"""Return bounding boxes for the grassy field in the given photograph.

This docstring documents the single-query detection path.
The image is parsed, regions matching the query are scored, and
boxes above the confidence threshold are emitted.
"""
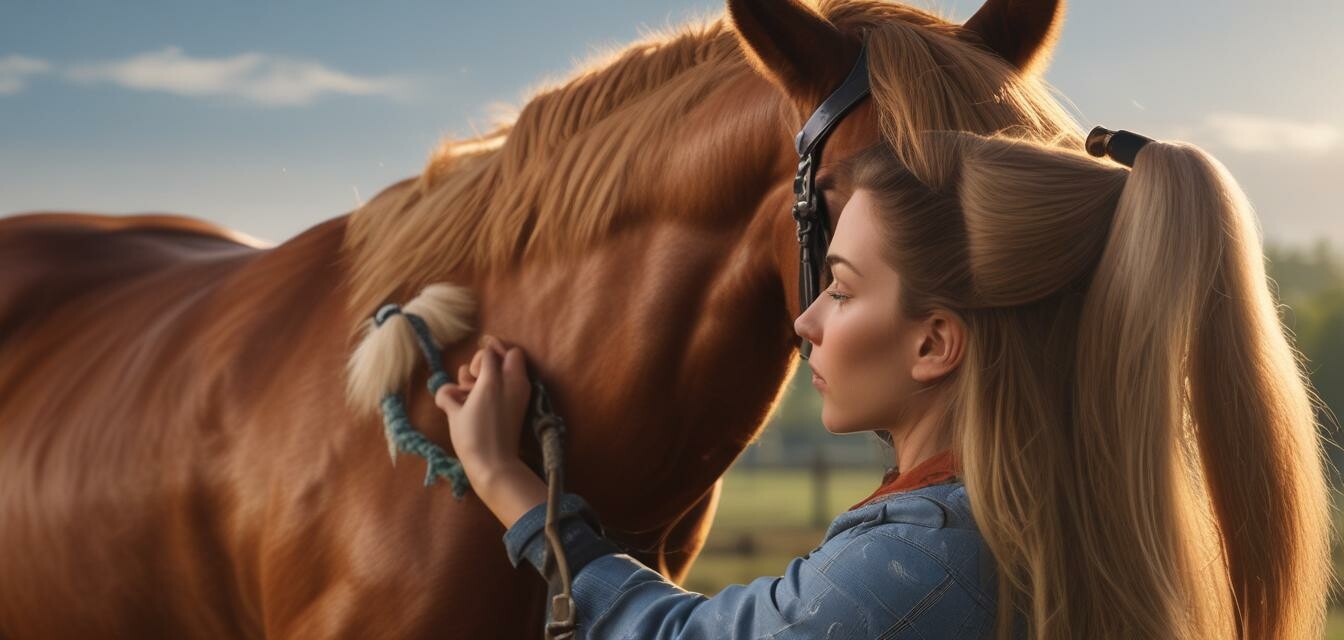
[681,466,882,595]
[683,466,1344,637]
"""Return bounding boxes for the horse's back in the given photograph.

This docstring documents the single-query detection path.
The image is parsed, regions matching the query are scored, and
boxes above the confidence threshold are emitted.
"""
[0,211,268,637]
[0,211,267,338]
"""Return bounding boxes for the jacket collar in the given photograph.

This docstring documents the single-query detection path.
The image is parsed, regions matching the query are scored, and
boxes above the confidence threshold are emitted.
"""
[848,448,961,511]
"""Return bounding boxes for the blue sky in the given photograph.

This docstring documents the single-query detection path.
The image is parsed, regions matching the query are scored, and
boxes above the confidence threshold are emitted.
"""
[2,0,1340,248]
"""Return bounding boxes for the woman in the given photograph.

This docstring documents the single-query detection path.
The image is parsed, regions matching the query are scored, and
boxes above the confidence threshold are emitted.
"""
[435,130,1331,639]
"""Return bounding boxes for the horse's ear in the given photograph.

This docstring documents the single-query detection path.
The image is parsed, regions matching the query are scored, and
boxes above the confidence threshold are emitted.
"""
[726,0,858,108]
[961,0,1065,75]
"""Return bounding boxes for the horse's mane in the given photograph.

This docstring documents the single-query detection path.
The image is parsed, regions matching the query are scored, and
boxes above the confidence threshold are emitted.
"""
[340,11,748,322]
[338,0,1081,328]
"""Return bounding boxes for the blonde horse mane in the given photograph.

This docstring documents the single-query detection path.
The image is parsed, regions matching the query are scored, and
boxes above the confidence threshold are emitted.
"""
[344,283,477,417]
[340,13,745,322]
[340,11,748,416]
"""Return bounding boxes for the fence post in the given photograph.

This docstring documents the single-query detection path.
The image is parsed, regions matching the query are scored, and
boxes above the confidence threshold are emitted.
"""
[811,447,829,528]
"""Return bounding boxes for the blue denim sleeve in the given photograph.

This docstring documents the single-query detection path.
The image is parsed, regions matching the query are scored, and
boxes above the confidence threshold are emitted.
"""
[503,492,991,639]
[501,492,622,574]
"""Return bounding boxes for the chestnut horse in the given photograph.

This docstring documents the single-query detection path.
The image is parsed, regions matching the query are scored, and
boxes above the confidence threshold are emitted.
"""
[0,0,1077,636]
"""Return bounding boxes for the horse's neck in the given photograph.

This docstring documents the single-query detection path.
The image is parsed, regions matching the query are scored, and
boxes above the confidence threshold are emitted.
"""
[480,79,801,536]
[333,71,800,540]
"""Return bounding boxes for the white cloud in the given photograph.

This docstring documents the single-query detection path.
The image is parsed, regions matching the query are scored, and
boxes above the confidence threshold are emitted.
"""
[65,46,407,106]
[1199,112,1339,154]
[0,55,51,95]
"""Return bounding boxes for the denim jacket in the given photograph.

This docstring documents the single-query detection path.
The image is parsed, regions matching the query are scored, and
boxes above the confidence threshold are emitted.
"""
[502,480,1025,639]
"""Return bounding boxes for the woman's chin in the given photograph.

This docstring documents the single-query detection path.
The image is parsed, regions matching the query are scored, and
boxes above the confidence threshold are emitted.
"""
[820,412,854,435]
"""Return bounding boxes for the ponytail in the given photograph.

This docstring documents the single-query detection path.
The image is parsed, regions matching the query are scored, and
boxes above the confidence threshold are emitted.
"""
[1073,141,1332,638]
[843,131,1332,639]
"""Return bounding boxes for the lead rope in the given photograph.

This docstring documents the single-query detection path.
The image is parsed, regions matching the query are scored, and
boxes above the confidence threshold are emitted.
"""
[372,303,470,494]
[370,303,577,640]
[532,388,577,640]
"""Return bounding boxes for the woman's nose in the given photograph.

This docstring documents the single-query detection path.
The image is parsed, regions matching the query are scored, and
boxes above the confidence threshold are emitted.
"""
[794,302,820,346]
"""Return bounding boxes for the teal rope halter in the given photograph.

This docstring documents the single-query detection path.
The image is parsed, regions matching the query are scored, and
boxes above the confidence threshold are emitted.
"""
[368,301,577,638]
[373,302,470,498]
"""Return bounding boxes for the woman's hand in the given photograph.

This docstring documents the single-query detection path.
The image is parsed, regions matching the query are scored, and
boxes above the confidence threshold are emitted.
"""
[435,334,548,528]
[434,335,533,478]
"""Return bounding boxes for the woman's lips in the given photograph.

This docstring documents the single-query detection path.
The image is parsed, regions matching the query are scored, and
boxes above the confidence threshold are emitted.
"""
[810,368,826,390]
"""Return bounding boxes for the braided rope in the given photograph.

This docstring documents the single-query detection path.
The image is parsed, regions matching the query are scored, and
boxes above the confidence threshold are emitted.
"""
[372,303,470,498]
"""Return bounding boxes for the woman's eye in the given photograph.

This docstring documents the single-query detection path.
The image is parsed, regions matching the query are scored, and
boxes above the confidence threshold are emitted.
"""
[819,266,847,304]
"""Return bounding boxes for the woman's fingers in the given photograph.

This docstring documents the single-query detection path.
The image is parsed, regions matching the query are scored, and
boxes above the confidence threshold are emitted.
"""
[501,347,529,395]
[500,346,520,379]
[456,336,525,398]
[470,335,513,379]
[475,346,501,391]
[501,347,523,376]
[480,337,508,372]
[469,348,485,379]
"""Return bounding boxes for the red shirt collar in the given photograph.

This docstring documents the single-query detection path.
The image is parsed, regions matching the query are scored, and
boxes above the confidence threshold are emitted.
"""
[848,448,960,511]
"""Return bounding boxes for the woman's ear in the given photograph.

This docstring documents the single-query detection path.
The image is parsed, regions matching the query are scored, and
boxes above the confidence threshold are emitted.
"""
[725,0,862,110]
[910,311,966,384]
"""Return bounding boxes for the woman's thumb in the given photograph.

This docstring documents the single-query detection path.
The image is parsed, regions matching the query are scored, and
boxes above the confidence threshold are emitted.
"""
[435,383,462,415]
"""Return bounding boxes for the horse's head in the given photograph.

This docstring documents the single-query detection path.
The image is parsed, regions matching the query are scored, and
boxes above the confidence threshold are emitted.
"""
[725,0,1076,330]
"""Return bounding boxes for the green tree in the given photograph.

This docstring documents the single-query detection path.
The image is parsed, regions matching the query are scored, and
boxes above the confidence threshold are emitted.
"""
[1266,239,1344,486]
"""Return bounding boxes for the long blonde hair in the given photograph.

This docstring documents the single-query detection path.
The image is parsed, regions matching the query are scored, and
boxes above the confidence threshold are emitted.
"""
[839,131,1333,639]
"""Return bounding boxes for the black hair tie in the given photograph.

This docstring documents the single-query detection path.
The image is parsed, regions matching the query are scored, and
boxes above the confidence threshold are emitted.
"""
[1085,126,1154,168]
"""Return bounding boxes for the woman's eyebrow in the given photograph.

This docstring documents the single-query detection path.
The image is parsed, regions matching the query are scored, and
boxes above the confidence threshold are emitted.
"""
[824,254,862,277]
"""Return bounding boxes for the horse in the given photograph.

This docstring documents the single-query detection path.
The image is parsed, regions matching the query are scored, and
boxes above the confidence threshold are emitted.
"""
[0,0,1078,636]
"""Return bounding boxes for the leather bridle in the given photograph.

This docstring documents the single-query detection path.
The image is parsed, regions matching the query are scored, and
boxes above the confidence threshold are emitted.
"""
[792,40,872,360]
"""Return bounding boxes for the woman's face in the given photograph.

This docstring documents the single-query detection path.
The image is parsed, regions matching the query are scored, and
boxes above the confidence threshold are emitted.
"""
[793,189,960,436]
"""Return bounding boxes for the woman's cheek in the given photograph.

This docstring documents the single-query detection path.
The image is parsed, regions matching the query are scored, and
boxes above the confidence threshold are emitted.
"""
[843,309,899,424]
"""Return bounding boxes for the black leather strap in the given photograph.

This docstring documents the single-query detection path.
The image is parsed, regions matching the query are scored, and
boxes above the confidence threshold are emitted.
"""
[792,40,871,360]
[794,44,871,157]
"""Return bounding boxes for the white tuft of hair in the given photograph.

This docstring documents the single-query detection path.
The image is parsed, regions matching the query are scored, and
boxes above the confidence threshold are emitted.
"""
[344,283,478,416]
